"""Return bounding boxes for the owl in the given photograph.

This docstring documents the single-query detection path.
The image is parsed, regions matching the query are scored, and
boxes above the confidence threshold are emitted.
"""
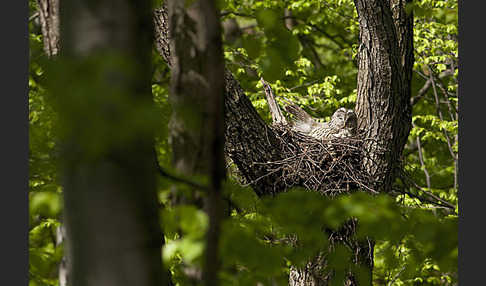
[285,104,357,140]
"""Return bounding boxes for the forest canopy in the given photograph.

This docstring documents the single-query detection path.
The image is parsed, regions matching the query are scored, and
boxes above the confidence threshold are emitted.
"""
[29,0,458,285]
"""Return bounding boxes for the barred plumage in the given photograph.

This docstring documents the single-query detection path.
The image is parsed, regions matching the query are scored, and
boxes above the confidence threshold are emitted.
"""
[285,104,357,140]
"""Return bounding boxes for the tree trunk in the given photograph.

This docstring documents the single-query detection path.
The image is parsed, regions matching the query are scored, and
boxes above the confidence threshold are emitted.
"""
[36,0,60,57]
[165,0,226,285]
[36,1,64,284]
[56,1,167,286]
[55,224,69,286]
[354,0,414,193]
[288,0,414,284]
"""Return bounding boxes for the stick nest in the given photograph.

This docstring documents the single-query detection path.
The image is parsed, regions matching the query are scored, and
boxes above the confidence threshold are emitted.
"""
[265,124,376,196]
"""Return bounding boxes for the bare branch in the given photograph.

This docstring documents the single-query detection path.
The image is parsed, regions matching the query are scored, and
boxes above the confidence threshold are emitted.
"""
[412,122,431,189]
[428,66,457,162]
[260,78,288,125]
[397,170,456,211]
[29,12,39,22]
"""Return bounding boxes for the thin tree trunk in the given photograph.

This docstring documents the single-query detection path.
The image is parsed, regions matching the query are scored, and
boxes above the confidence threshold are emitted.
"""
[166,0,226,285]
[55,224,69,286]
[198,1,226,284]
[36,1,64,284]
[36,0,60,57]
[56,1,166,286]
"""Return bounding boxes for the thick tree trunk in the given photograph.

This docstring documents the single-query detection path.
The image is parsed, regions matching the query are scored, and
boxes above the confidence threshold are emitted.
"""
[287,0,414,284]
[165,0,226,285]
[56,1,166,286]
[354,0,413,193]
[222,70,285,196]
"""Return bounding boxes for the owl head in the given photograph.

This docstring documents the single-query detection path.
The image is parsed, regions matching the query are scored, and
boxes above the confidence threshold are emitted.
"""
[329,107,357,135]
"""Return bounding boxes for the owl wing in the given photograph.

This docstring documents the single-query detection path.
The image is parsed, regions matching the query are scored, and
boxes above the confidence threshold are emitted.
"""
[308,121,332,140]
[284,103,316,134]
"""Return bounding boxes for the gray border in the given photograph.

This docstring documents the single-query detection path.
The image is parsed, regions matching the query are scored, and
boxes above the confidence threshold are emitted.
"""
[458,0,479,284]
[1,0,29,284]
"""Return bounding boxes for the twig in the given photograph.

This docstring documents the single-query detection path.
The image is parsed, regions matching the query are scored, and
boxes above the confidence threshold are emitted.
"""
[387,266,406,286]
[29,12,39,22]
[220,11,253,18]
[398,171,455,210]
[411,78,433,106]
[428,66,457,162]
[412,122,431,189]
[289,79,320,91]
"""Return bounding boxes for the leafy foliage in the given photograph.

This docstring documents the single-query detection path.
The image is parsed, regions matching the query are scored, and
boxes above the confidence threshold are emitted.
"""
[29,0,457,285]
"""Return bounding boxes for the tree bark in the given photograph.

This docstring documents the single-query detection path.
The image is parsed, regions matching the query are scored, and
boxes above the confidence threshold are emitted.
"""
[165,0,226,285]
[36,1,66,285]
[36,0,60,57]
[57,1,167,286]
[55,224,69,286]
[354,0,413,193]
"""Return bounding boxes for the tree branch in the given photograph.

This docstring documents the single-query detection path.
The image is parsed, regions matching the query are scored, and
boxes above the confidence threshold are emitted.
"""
[260,78,287,125]
[412,122,431,189]
[154,148,209,192]
[396,170,456,211]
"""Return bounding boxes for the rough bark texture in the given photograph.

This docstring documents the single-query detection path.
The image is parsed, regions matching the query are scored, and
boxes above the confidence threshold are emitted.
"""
[288,2,414,283]
[58,1,166,286]
[153,7,171,66]
[222,70,285,196]
[37,0,60,57]
[354,0,414,193]
[165,0,226,285]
